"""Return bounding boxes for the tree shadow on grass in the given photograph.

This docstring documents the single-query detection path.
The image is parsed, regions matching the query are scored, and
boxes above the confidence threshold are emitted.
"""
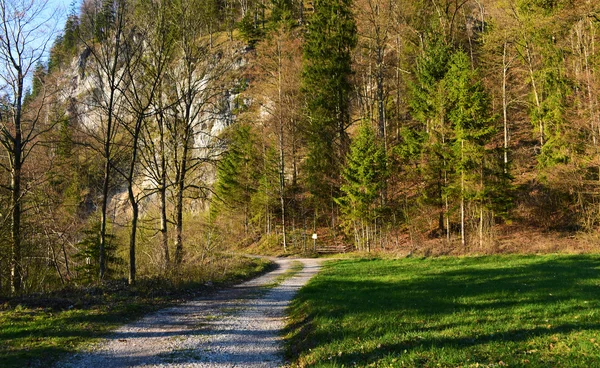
[285,255,600,366]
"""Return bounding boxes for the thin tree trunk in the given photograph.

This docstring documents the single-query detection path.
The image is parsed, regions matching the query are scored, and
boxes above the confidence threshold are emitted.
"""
[99,46,121,281]
[376,44,388,206]
[10,158,22,293]
[479,162,484,249]
[99,155,110,280]
[159,117,170,271]
[174,69,194,265]
[366,223,371,253]
[438,172,444,232]
[128,199,138,284]
[62,239,71,280]
[502,41,509,173]
[461,139,465,248]
[479,204,484,249]
[377,46,385,140]
[126,121,142,285]
[173,126,189,266]
[10,68,23,293]
[277,42,287,252]
[291,122,298,187]
[99,156,110,280]
[174,161,186,265]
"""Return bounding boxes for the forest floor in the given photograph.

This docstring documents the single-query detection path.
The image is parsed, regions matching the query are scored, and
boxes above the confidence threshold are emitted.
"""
[52,258,322,368]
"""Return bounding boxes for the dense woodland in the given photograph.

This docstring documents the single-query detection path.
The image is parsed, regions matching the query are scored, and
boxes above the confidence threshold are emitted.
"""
[1,0,600,296]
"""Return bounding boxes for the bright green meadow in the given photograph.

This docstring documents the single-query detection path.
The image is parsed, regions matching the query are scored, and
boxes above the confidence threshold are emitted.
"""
[285,255,600,367]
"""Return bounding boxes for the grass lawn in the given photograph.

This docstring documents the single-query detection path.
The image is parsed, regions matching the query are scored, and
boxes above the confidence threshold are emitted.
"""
[285,255,600,367]
[0,256,272,368]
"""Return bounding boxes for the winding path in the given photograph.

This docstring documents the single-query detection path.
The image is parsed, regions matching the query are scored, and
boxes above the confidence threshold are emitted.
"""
[56,258,322,368]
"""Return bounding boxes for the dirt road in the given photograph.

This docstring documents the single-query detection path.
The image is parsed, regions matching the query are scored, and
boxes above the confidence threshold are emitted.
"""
[56,258,322,368]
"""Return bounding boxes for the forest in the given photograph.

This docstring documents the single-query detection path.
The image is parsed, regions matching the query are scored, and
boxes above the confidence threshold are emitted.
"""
[0,0,599,296]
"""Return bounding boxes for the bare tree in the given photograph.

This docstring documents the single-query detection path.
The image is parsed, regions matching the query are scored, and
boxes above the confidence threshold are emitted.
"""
[79,0,131,280]
[0,0,58,293]
[118,0,174,284]
[168,0,232,266]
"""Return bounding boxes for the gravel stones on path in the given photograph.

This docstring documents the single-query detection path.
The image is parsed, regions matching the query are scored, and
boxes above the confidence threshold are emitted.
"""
[55,258,322,368]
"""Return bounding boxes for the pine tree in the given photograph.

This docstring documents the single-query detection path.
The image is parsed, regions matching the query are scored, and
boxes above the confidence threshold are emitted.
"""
[534,57,570,169]
[338,123,387,251]
[302,0,357,204]
[408,37,453,236]
[212,125,262,235]
[445,51,497,248]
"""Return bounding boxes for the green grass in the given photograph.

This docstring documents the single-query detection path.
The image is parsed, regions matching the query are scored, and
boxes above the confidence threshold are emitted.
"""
[0,256,273,368]
[285,255,600,367]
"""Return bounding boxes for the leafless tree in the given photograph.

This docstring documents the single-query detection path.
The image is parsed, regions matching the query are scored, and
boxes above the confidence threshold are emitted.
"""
[0,0,59,293]
[79,0,131,280]
[118,0,174,284]
[168,0,233,266]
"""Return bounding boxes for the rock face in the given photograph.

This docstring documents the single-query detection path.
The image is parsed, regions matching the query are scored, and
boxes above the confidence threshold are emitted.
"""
[61,44,249,218]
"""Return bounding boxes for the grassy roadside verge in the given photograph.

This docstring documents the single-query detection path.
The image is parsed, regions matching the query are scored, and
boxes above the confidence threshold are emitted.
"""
[285,255,600,367]
[0,256,273,368]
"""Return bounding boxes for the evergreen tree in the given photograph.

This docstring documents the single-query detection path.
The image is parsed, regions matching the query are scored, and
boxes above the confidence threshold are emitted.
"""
[212,125,262,235]
[534,56,570,168]
[337,123,387,251]
[408,37,453,235]
[95,0,117,41]
[48,13,80,72]
[302,0,357,204]
[445,51,497,247]
[250,144,280,234]
[74,219,119,283]
[270,0,293,24]
[238,11,264,46]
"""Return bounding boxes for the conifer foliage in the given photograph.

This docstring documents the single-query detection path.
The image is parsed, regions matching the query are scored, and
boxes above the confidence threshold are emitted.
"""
[446,51,497,247]
[338,123,387,250]
[302,0,357,204]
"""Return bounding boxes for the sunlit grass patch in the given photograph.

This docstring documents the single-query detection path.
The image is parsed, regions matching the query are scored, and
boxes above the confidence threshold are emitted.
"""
[285,255,600,367]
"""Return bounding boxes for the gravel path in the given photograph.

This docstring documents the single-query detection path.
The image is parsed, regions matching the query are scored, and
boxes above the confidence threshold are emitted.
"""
[55,258,322,368]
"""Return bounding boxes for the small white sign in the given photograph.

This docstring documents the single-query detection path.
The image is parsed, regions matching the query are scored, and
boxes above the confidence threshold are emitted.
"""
[312,233,318,240]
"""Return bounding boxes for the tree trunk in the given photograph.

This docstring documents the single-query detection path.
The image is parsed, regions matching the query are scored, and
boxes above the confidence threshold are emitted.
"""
[10,71,24,294]
[128,199,138,285]
[461,139,465,248]
[10,160,22,294]
[278,43,287,253]
[377,46,385,140]
[99,54,120,281]
[291,122,298,187]
[376,44,388,206]
[159,117,170,271]
[479,204,484,249]
[174,162,186,265]
[502,41,509,173]
[174,77,194,265]
[99,156,110,280]
[438,173,444,233]
[126,123,142,285]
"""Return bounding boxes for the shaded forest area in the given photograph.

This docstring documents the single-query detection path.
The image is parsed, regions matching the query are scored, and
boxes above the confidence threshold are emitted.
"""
[1,0,600,296]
